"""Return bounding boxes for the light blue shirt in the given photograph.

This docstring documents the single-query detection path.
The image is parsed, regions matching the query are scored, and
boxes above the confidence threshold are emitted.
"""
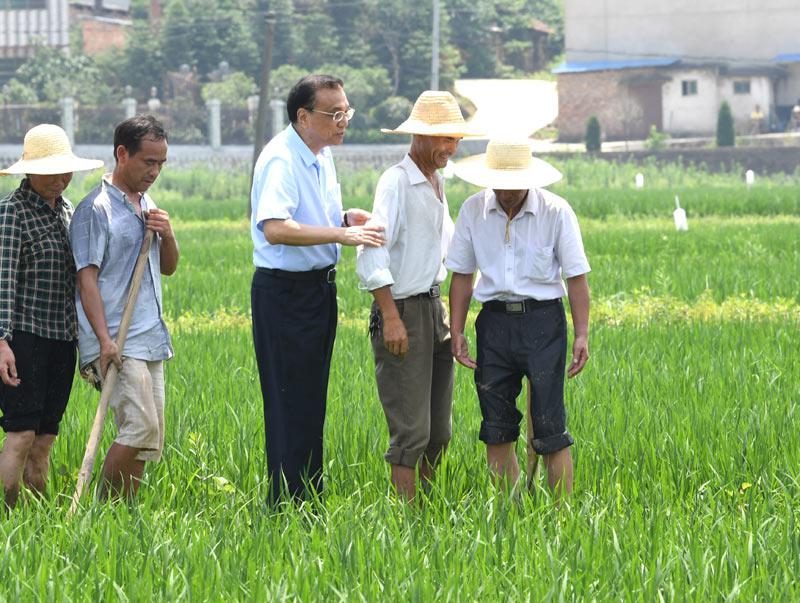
[250,125,343,270]
[70,177,172,367]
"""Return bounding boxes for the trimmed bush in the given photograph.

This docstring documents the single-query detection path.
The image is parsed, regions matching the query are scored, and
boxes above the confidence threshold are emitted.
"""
[585,115,601,152]
[716,101,735,147]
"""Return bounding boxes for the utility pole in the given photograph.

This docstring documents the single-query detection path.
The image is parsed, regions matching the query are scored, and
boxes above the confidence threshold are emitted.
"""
[431,0,440,90]
[250,10,277,215]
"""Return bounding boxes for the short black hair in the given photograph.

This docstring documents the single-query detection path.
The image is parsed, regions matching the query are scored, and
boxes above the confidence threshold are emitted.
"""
[286,74,344,124]
[113,115,168,161]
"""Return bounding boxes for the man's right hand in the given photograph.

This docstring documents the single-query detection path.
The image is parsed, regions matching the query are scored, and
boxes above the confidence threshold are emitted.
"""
[0,340,20,387]
[383,315,408,358]
[98,339,122,378]
[340,224,385,248]
[451,333,477,369]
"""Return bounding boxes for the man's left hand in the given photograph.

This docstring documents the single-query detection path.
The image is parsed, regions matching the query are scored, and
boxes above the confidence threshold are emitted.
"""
[567,335,589,378]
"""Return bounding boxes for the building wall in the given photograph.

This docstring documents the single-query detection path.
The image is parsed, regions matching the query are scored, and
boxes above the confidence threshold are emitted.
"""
[558,69,661,141]
[721,76,773,133]
[661,69,720,136]
[80,18,128,56]
[777,65,800,107]
[0,0,69,58]
[565,0,800,63]
[560,67,777,140]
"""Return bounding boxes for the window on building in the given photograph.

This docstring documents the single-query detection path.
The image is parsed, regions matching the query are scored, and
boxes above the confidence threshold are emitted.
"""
[733,80,751,94]
[4,0,47,9]
[681,80,698,96]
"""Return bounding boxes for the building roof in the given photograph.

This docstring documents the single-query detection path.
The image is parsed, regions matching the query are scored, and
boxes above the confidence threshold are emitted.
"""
[773,53,800,64]
[552,58,679,74]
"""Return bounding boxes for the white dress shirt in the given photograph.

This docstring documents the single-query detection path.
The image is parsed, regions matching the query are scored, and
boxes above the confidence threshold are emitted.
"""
[446,188,590,302]
[357,155,454,299]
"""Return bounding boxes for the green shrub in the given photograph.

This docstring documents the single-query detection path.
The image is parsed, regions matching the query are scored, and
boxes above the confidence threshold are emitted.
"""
[645,124,669,150]
[716,101,735,147]
[585,115,601,152]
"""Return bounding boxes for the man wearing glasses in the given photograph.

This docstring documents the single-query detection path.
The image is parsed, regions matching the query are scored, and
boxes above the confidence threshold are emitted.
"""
[250,74,384,503]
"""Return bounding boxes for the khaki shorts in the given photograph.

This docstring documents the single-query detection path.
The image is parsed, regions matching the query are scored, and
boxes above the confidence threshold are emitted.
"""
[369,295,454,468]
[93,358,166,462]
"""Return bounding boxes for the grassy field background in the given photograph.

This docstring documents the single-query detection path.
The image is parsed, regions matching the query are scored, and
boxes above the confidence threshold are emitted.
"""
[1,159,799,600]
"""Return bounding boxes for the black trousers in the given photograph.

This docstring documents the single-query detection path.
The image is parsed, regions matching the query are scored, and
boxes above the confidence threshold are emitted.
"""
[251,268,337,503]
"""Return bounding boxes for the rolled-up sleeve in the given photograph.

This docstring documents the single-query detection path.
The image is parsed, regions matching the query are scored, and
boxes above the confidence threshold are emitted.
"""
[445,204,477,275]
[556,206,590,278]
[0,201,20,340]
[356,176,400,291]
[70,202,108,271]
[255,156,298,231]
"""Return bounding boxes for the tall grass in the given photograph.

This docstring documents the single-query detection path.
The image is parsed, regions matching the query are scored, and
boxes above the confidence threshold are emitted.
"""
[1,162,798,599]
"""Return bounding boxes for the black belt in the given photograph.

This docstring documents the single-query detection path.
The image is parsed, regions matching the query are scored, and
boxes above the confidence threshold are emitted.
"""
[399,284,440,301]
[257,265,336,283]
[483,298,559,314]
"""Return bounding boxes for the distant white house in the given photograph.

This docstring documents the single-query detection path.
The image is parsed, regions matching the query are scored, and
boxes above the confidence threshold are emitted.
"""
[0,0,69,83]
[555,0,800,141]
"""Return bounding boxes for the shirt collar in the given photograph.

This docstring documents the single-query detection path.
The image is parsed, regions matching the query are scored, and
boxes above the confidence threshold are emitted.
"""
[485,188,537,217]
[101,174,152,212]
[287,124,329,168]
[399,154,435,187]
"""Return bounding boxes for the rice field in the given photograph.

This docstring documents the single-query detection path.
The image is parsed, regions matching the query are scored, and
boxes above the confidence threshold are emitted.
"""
[1,159,799,600]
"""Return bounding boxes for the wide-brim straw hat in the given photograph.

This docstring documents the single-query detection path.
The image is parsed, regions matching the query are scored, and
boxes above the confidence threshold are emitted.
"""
[381,90,484,137]
[454,139,562,190]
[1,124,103,176]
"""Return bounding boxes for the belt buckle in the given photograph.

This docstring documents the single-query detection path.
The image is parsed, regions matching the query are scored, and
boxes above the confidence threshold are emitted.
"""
[326,268,336,283]
[505,301,524,314]
[429,284,440,298]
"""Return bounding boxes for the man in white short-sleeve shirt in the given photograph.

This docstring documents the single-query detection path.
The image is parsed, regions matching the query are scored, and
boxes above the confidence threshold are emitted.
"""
[357,91,481,502]
[446,140,591,498]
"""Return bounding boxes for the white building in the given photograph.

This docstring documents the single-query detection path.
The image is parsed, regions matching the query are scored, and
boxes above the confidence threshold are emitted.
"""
[555,0,800,140]
[0,0,70,83]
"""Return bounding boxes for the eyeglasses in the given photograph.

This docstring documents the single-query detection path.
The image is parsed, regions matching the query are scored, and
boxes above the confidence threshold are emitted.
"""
[308,107,355,123]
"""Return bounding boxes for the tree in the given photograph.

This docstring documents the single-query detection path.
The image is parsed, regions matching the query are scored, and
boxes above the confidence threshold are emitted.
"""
[585,115,601,152]
[161,0,259,77]
[201,72,256,104]
[716,101,735,147]
[119,21,167,96]
[10,45,115,105]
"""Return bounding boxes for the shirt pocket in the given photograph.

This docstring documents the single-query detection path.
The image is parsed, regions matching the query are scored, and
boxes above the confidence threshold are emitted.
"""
[527,245,555,281]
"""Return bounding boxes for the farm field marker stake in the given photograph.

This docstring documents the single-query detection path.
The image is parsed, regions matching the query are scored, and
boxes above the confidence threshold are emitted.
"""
[673,195,688,231]
[68,229,155,516]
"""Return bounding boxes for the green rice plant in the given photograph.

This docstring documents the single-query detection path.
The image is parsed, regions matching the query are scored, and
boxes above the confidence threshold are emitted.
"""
[1,164,799,600]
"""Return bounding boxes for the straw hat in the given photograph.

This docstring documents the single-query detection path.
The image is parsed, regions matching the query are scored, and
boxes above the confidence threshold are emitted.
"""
[453,139,562,190]
[0,124,103,176]
[381,90,483,137]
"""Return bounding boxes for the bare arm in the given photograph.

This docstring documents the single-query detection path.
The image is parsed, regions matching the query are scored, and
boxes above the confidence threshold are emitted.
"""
[449,272,476,369]
[566,273,590,378]
[76,266,122,376]
[145,208,179,275]
[371,285,407,358]
[264,218,385,248]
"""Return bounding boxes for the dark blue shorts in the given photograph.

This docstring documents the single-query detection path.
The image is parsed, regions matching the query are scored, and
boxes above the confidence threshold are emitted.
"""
[0,331,76,435]
[474,299,573,455]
